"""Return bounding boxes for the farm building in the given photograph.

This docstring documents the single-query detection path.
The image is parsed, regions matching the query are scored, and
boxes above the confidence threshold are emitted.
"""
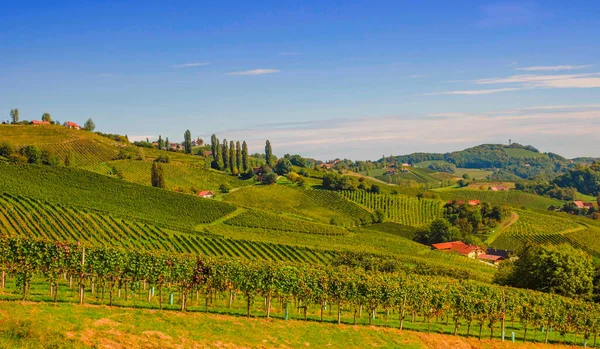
[65,121,81,130]
[478,254,504,265]
[197,190,214,199]
[31,120,50,125]
[447,200,480,206]
[431,241,485,259]
[573,201,594,209]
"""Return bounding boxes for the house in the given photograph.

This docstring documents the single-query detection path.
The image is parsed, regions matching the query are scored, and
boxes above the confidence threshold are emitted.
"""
[573,201,586,209]
[486,248,510,259]
[490,186,509,192]
[31,120,50,125]
[584,202,595,209]
[468,200,481,206]
[478,254,504,265]
[65,121,81,130]
[447,199,479,206]
[431,241,486,259]
[319,163,332,170]
[203,150,212,157]
[197,190,214,198]
[401,163,410,168]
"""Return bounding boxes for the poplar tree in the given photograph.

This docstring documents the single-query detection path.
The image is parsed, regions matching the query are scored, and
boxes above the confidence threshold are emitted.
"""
[165,137,169,151]
[222,139,229,169]
[183,130,192,154]
[265,140,273,167]
[235,141,242,172]
[211,134,217,156]
[229,140,236,174]
[151,162,166,188]
[158,135,163,150]
[242,141,249,172]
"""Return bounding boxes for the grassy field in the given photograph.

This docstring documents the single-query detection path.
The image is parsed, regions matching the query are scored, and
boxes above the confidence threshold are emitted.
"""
[504,147,548,159]
[453,168,494,179]
[436,187,562,210]
[223,185,373,227]
[0,297,588,348]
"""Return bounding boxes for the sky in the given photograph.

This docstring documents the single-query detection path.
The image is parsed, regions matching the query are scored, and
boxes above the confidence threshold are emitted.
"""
[1,1,599,160]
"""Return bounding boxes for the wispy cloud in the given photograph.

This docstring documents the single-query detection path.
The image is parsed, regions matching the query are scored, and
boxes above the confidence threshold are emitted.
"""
[226,69,280,76]
[475,73,600,88]
[516,65,593,71]
[278,52,300,56]
[401,74,429,79]
[171,62,210,68]
[216,104,600,160]
[421,87,522,96]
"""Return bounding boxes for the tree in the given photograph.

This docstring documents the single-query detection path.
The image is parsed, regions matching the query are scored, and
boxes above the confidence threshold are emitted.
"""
[265,140,273,167]
[222,139,229,170]
[83,118,96,131]
[275,158,292,175]
[158,135,164,150]
[242,141,249,172]
[494,244,595,299]
[183,130,192,154]
[10,109,19,124]
[415,219,460,244]
[290,154,306,167]
[262,172,277,185]
[41,113,52,122]
[229,140,236,174]
[22,145,42,164]
[64,152,75,167]
[151,162,166,188]
[0,142,14,158]
[235,141,242,172]
[370,184,381,193]
[210,134,217,157]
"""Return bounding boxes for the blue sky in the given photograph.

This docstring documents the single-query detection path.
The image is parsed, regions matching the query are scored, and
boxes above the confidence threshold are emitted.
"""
[1,1,599,160]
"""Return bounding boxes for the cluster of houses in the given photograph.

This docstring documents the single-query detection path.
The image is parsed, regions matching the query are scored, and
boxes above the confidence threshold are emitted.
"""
[31,120,82,130]
[318,158,341,170]
[431,241,508,265]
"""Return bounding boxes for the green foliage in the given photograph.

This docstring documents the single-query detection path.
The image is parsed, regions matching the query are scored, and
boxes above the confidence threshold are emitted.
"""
[10,108,19,123]
[554,164,600,196]
[21,145,42,164]
[183,130,192,154]
[437,189,562,210]
[322,173,358,191]
[265,140,273,167]
[415,219,460,244]
[41,113,52,122]
[261,172,277,185]
[151,162,166,188]
[494,244,595,299]
[83,118,95,132]
[242,141,249,172]
[275,158,293,175]
[219,183,231,193]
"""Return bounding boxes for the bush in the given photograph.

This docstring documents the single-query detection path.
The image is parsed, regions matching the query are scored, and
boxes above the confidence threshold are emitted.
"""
[261,172,277,185]
[155,154,170,163]
[219,183,231,193]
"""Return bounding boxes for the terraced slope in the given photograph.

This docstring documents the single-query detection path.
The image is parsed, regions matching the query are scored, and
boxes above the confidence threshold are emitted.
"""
[0,192,334,264]
[490,209,585,251]
[341,191,443,226]
[0,163,236,229]
[436,188,562,210]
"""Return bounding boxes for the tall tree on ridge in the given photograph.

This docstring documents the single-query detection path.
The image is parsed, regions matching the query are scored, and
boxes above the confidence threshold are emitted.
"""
[229,140,236,174]
[210,134,217,157]
[83,118,96,131]
[165,137,169,151]
[222,139,229,170]
[265,140,273,167]
[41,113,52,123]
[235,141,242,172]
[158,135,163,150]
[242,141,249,172]
[10,109,19,124]
[151,162,166,188]
[183,130,192,154]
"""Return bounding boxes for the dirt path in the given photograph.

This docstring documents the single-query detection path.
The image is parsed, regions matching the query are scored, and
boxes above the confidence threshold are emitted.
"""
[485,212,519,246]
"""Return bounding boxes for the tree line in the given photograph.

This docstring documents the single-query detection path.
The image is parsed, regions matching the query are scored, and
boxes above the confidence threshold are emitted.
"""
[3,236,600,345]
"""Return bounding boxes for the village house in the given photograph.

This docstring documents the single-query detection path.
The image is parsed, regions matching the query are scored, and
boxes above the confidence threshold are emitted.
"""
[31,120,50,125]
[478,254,504,265]
[196,190,214,199]
[447,200,480,206]
[573,201,594,209]
[65,121,81,130]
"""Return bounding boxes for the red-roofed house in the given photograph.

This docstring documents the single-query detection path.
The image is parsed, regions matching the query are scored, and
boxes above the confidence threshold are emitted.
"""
[468,200,481,206]
[197,190,214,199]
[432,241,485,259]
[31,120,50,125]
[478,254,504,265]
[65,121,81,130]
[573,201,585,209]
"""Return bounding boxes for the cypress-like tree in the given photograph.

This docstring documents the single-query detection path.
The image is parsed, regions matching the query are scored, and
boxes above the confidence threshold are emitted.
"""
[151,162,166,188]
[211,134,217,156]
[265,140,273,167]
[183,130,192,154]
[10,109,19,124]
[158,135,163,150]
[165,137,169,151]
[229,140,236,174]
[235,141,242,172]
[222,139,229,169]
[242,141,249,172]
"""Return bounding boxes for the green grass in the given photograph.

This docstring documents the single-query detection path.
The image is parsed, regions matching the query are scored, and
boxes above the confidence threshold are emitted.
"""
[225,209,350,235]
[453,168,493,179]
[223,185,373,227]
[361,222,421,240]
[504,147,548,159]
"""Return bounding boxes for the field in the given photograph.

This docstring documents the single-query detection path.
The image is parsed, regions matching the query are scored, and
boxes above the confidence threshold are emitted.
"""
[436,188,562,210]
[341,191,443,226]
[490,209,585,252]
[453,168,494,179]
[223,185,373,227]
[225,209,349,235]
[504,147,548,159]
[0,163,236,229]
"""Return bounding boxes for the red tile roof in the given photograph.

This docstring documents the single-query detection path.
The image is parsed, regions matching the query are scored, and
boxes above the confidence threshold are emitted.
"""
[197,190,214,197]
[468,200,481,206]
[573,201,585,208]
[478,254,503,261]
[31,120,50,125]
[432,241,468,250]
[65,121,80,128]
